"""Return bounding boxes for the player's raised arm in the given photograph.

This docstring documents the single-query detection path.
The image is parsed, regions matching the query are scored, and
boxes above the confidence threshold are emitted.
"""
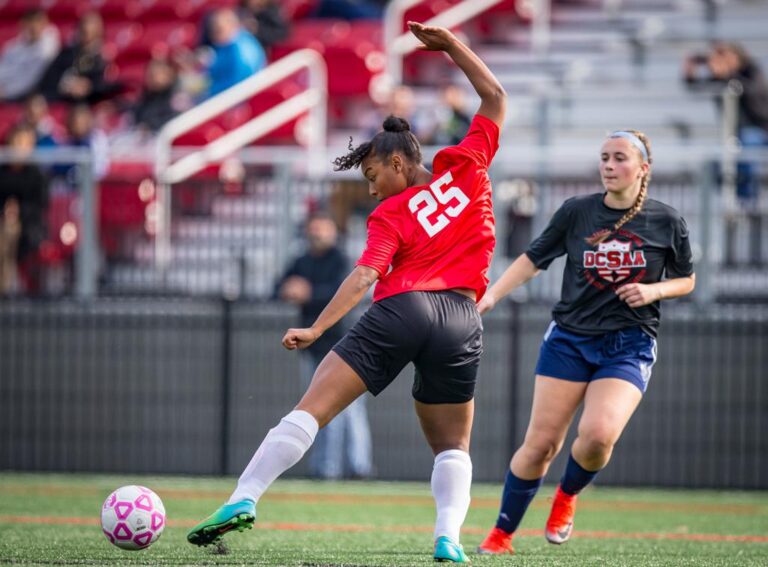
[408,21,506,128]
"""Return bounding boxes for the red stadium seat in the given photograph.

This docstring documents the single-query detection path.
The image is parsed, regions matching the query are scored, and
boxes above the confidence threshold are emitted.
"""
[47,103,70,128]
[104,21,142,54]
[45,192,79,255]
[0,22,19,49]
[402,3,435,31]
[271,19,383,97]
[246,81,303,143]
[283,0,319,20]
[46,0,91,25]
[171,79,306,148]
[173,123,226,146]
[0,103,23,142]
[474,0,527,40]
[136,0,236,23]
[289,19,352,47]
[112,61,146,96]
[395,0,522,73]
[172,102,253,146]
[100,182,150,228]
[0,0,58,19]
[113,21,196,63]
[55,21,77,44]
[99,161,155,257]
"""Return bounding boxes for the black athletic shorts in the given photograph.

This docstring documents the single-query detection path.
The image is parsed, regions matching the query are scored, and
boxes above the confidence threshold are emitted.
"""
[332,290,483,404]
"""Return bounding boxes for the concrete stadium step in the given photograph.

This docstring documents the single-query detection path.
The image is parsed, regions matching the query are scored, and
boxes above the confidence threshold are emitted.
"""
[714,270,768,299]
[501,97,718,132]
[106,260,280,297]
[132,242,287,264]
[173,219,280,243]
[210,197,284,222]
[106,263,239,294]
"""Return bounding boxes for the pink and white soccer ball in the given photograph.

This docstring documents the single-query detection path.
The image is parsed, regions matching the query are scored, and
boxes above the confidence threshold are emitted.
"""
[101,485,165,550]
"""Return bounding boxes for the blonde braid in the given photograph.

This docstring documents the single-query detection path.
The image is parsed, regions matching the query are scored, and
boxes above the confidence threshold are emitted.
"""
[587,129,652,246]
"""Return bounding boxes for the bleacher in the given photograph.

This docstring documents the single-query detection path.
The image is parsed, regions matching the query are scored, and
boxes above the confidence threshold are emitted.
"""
[1,0,767,299]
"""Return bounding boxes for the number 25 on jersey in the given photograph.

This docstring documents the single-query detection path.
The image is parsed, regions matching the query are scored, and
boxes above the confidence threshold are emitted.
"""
[408,171,469,237]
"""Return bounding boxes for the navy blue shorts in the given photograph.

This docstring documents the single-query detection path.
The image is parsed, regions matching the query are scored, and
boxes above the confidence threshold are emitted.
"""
[333,291,482,404]
[535,322,657,393]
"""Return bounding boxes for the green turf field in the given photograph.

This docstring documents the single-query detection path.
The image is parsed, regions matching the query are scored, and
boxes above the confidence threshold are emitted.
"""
[0,473,766,566]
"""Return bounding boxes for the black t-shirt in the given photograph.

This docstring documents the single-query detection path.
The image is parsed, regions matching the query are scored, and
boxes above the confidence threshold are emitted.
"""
[525,193,694,338]
[0,164,49,259]
[276,246,349,358]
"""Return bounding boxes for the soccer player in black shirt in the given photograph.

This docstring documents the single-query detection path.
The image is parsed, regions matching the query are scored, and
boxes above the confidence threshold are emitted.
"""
[476,130,696,555]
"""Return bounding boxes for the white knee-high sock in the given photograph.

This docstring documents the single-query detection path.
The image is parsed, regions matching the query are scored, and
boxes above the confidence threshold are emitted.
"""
[228,410,318,504]
[431,449,472,543]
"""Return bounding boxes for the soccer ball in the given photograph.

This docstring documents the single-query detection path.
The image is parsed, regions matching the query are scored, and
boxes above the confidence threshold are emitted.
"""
[101,485,165,550]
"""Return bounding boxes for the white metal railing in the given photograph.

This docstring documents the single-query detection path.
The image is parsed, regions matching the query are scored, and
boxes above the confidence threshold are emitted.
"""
[384,0,507,84]
[529,0,552,55]
[153,49,327,270]
[720,80,742,212]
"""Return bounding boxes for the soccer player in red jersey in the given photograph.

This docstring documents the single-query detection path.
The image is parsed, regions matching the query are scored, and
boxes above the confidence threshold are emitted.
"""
[187,22,506,563]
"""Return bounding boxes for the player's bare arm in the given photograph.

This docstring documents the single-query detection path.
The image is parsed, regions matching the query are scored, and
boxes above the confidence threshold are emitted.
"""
[282,265,379,350]
[616,273,696,308]
[408,21,506,128]
[478,254,540,314]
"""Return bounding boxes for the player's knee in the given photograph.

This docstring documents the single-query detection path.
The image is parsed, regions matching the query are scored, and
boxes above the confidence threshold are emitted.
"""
[520,436,561,466]
[578,425,616,459]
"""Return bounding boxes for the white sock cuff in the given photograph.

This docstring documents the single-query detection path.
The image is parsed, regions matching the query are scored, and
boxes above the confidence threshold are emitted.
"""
[281,410,319,442]
[434,449,472,468]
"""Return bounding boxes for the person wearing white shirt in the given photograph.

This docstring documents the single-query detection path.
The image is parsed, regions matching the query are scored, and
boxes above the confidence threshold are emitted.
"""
[0,9,60,101]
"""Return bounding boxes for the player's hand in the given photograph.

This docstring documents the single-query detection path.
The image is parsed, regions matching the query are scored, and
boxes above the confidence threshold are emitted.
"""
[407,21,458,52]
[282,327,322,350]
[616,283,661,308]
[477,291,497,315]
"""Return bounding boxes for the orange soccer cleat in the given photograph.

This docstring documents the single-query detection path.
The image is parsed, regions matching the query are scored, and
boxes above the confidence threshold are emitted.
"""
[545,485,578,544]
[476,527,514,555]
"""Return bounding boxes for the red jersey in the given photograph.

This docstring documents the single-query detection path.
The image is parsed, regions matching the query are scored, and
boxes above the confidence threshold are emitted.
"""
[357,113,499,302]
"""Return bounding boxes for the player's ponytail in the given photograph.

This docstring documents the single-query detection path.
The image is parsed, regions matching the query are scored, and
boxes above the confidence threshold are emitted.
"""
[333,115,422,171]
[587,129,652,246]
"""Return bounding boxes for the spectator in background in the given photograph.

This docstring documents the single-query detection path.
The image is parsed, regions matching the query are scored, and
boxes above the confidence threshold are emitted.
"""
[364,84,434,140]
[36,11,117,104]
[0,9,60,102]
[52,104,109,191]
[684,41,768,200]
[130,58,181,134]
[684,41,768,265]
[0,194,20,294]
[276,212,373,480]
[0,124,49,294]
[237,0,290,51]
[205,8,266,98]
[427,84,472,146]
[21,93,60,147]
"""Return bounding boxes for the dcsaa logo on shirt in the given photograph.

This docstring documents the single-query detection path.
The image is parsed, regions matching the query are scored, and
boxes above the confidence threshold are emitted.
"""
[583,237,647,286]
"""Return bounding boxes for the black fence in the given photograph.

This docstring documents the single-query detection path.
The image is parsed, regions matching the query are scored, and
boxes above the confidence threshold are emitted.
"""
[1,298,766,489]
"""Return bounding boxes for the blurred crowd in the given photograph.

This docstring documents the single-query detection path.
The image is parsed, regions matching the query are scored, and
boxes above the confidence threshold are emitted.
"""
[0,0,463,296]
[1,1,767,295]
[0,1,294,295]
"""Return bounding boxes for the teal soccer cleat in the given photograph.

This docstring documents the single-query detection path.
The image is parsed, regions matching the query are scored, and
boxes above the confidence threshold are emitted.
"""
[187,499,256,547]
[433,535,470,563]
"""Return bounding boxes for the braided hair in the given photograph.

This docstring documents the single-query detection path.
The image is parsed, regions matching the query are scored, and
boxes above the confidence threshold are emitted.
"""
[587,129,652,246]
[332,115,422,171]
